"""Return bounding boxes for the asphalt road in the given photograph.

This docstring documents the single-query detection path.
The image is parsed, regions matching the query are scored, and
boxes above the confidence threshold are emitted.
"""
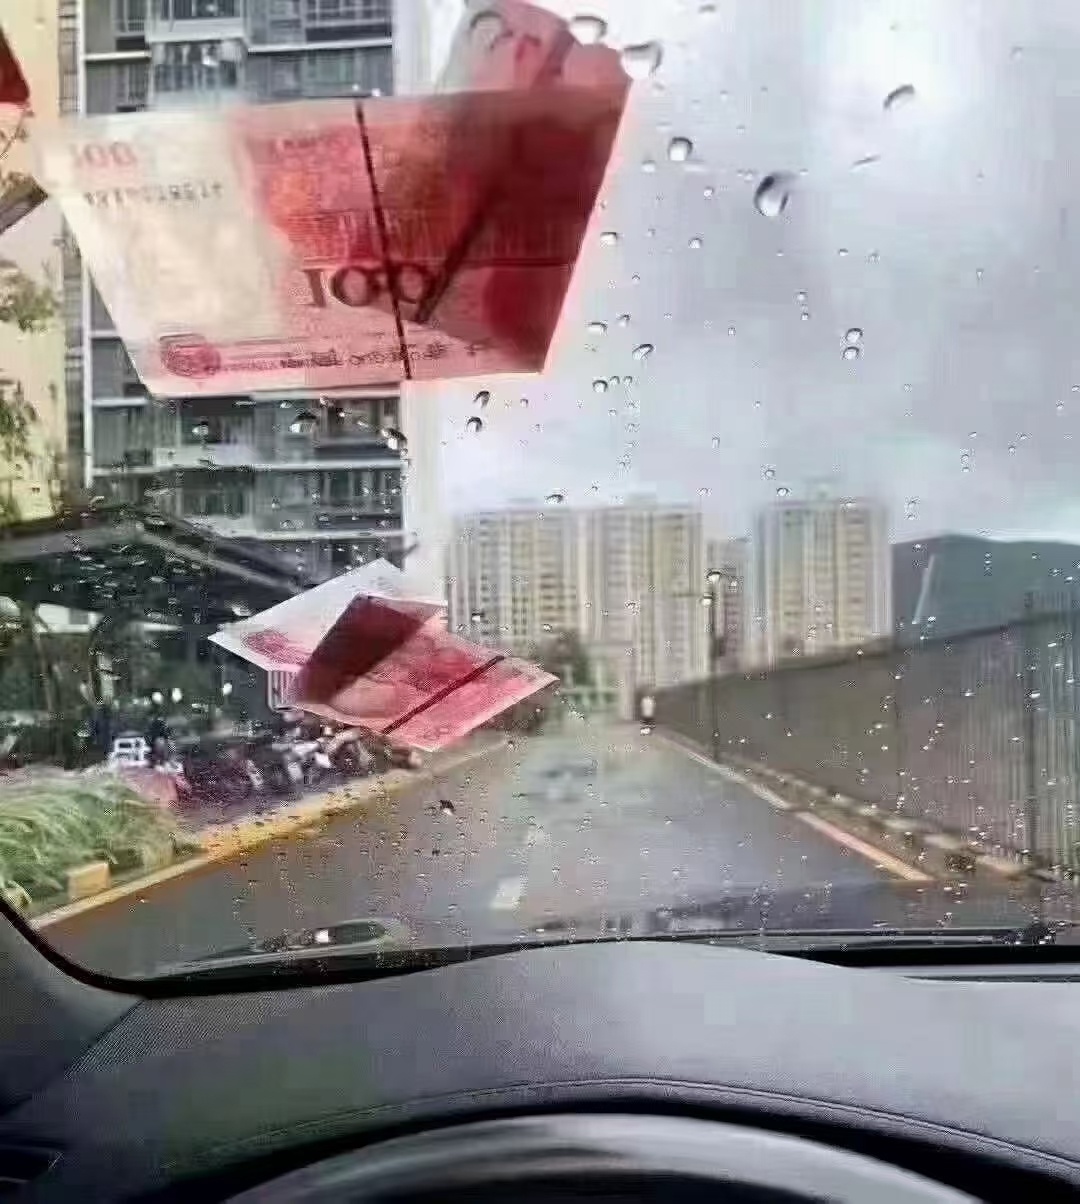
[45,723,1040,978]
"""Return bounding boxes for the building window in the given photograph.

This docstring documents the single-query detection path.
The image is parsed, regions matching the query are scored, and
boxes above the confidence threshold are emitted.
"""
[164,0,240,17]
[116,0,147,35]
[304,0,392,25]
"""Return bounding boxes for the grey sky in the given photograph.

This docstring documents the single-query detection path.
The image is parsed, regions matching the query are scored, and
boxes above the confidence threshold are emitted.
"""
[428,0,1080,545]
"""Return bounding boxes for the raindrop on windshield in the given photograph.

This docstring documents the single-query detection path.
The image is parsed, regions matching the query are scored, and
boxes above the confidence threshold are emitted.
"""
[289,411,319,436]
[753,172,794,218]
[599,230,619,246]
[191,421,211,440]
[617,313,631,327]
[688,235,703,249]
[569,14,607,44]
[466,416,484,434]
[776,486,791,498]
[667,136,693,162]
[632,343,655,362]
[883,83,917,112]
[704,185,716,198]
[842,345,861,361]
[642,158,657,173]
[546,492,566,505]
[593,378,609,394]
[438,799,456,817]
[587,321,607,336]
[845,327,863,345]
[621,41,663,80]
[474,389,491,408]
[763,466,776,479]
[380,426,407,452]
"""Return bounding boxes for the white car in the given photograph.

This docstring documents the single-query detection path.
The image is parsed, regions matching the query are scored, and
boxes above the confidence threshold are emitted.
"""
[107,735,151,769]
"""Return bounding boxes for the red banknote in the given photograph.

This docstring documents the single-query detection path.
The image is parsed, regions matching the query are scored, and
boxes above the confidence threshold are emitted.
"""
[293,595,555,752]
[33,0,630,395]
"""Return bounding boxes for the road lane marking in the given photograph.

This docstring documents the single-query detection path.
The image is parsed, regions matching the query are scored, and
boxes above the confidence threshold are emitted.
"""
[489,876,526,910]
[655,732,931,884]
[654,735,794,810]
[795,812,932,883]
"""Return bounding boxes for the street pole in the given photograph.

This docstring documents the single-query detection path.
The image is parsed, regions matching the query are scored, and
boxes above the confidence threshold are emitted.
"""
[1022,590,1038,866]
[706,571,724,762]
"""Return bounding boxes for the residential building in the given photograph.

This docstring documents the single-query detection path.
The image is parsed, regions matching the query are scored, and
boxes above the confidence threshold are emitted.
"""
[62,0,437,583]
[448,501,709,712]
[0,9,66,521]
[751,496,891,665]
[706,536,748,670]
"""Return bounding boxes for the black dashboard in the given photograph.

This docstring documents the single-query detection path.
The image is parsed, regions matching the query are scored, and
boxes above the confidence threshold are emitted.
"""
[3,941,1080,1200]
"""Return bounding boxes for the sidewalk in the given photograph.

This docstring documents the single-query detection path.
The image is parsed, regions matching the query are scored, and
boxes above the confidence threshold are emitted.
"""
[33,734,509,931]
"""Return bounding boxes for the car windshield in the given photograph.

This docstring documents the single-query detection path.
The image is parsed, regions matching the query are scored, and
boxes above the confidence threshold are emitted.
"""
[0,0,1077,979]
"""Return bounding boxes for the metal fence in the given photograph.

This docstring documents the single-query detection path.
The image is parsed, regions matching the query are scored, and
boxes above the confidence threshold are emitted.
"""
[652,605,1080,873]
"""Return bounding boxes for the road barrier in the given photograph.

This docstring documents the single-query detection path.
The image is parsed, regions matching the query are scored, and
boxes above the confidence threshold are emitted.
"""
[652,607,1080,875]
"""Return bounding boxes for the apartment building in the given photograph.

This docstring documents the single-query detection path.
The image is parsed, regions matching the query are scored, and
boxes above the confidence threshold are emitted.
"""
[750,496,892,665]
[61,0,433,582]
[448,501,710,708]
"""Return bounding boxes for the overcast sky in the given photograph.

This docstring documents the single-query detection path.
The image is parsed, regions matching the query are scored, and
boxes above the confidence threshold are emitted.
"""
[421,0,1080,545]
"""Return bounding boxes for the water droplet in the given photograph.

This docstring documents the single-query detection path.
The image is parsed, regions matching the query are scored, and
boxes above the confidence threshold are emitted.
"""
[703,185,716,199]
[569,14,607,44]
[470,610,484,623]
[883,83,917,112]
[753,172,794,218]
[191,421,211,439]
[520,397,529,409]
[617,313,631,327]
[620,41,663,80]
[381,426,408,452]
[474,389,491,408]
[642,158,657,173]
[546,492,566,506]
[795,290,807,304]
[1007,443,1017,454]
[837,247,849,257]
[289,411,319,436]
[727,324,736,337]
[439,799,456,816]
[776,486,791,498]
[852,154,881,170]
[844,327,863,345]
[800,310,811,321]
[466,416,484,434]
[842,345,861,362]
[587,320,607,336]
[632,343,655,362]
[689,235,703,249]
[867,250,880,264]
[711,435,721,449]
[599,230,619,246]
[763,466,776,479]
[667,136,693,162]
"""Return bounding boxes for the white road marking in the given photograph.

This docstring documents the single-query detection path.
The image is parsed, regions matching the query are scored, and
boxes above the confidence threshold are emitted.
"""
[656,732,932,884]
[654,735,793,810]
[796,812,932,883]
[489,876,526,910]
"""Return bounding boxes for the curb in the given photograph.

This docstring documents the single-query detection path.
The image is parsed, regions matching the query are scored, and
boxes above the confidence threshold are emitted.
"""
[653,728,1043,886]
[33,737,509,931]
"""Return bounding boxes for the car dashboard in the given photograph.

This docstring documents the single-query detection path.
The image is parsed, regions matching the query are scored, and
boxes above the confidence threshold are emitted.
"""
[1,938,1080,1201]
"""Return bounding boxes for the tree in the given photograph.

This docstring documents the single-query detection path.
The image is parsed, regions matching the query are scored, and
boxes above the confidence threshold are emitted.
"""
[531,628,593,688]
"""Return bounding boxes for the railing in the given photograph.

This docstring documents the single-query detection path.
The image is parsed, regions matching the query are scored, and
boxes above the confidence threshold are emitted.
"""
[255,498,399,533]
[651,605,1080,874]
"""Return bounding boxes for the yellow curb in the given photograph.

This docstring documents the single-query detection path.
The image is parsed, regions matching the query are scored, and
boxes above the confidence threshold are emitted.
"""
[33,738,508,931]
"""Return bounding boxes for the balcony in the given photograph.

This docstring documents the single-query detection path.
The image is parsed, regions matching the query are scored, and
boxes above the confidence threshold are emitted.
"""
[256,498,400,535]
[153,442,256,470]
[147,0,244,42]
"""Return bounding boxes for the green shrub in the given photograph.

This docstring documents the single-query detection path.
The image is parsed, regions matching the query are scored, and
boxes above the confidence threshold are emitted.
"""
[0,777,179,904]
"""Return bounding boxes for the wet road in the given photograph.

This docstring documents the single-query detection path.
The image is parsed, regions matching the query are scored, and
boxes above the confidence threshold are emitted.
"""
[45,723,1034,978]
